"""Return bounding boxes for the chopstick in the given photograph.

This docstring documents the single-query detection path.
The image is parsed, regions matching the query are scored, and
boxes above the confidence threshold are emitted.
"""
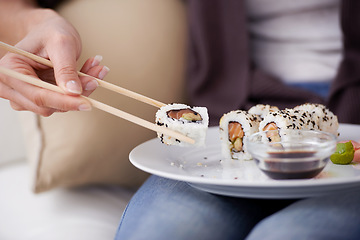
[0,41,166,108]
[0,66,195,144]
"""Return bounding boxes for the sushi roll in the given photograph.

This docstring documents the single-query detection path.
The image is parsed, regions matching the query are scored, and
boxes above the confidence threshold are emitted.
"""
[259,109,313,142]
[248,104,279,120]
[219,110,260,160]
[155,103,209,147]
[294,103,339,136]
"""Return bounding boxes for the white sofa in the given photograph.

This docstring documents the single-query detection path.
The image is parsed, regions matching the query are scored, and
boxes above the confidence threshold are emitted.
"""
[0,98,135,240]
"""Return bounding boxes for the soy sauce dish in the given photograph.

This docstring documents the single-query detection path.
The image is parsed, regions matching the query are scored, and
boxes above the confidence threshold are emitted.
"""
[245,130,337,180]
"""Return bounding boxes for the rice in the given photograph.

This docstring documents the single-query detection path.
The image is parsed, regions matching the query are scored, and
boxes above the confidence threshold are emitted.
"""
[259,109,313,142]
[219,110,260,160]
[155,103,209,147]
[248,104,279,120]
[219,103,339,160]
[294,103,339,136]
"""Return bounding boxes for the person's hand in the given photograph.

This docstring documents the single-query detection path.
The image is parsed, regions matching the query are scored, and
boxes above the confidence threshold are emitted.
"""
[0,7,109,116]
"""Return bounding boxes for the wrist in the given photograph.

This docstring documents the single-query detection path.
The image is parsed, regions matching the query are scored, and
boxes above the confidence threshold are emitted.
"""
[0,0,38,44]
[20,8,59,35]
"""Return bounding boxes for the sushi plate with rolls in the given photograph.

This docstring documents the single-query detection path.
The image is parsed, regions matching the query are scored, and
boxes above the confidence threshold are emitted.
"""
[130,103,360,199]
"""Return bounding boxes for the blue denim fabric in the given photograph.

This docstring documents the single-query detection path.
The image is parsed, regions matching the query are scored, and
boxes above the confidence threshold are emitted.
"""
[246,190,360,240]
[115,176,360,240]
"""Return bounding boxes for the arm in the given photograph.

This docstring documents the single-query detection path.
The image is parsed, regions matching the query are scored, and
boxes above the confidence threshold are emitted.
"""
[0,0,109,116]
[328,0,360,124]
[0,0,34,46]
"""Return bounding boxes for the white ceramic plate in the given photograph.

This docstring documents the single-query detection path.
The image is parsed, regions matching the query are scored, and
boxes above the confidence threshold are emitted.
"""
[129,124,360,199]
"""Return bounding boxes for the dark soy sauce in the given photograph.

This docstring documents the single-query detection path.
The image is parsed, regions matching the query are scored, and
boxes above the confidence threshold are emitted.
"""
[260,167,324,179]
[255,151,325,179]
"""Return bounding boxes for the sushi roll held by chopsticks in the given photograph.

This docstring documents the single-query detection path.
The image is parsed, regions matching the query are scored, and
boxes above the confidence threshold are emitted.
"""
[219,110,260,160]
[155,103,209,147]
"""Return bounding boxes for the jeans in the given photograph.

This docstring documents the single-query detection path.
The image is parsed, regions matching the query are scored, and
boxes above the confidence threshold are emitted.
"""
[115,176,360,240]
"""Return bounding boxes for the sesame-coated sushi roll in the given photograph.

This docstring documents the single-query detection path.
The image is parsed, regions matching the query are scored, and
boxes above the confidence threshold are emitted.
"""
[155,103,209,147]
[219,110,260,160]
[259,109,313,142]
[248,104,279,120]
[294,103,339,136]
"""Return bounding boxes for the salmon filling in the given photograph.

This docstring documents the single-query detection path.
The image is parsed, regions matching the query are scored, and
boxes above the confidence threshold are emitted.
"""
[167,109,202,121]
[228,122,244,152]
[263,122,281,142]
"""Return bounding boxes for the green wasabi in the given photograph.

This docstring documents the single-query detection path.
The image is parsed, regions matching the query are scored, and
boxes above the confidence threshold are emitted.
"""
[330,141,355,165]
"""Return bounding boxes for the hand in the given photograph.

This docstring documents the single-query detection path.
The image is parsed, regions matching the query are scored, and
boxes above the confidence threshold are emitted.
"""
[0,7,109,116]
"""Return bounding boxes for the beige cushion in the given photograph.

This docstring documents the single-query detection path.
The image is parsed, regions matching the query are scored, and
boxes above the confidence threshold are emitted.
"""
[20,0,187,193]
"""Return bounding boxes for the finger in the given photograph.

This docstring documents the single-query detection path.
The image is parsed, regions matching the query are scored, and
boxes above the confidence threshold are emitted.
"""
[1,72,92,113]
[9,101,25,111]
[81,66,110,96]
[79,55,107,93]
[79,56,103,94]
[28,86,92,112]
[10,99,58,116]
[47,37,83,95]
[81,55,103,73]
[4,85,56,116]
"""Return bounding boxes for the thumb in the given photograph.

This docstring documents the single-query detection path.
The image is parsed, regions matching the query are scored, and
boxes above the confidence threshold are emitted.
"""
[49,43,82,95]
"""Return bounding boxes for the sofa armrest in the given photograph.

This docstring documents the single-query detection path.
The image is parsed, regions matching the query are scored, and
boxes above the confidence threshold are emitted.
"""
[0,98,26,166]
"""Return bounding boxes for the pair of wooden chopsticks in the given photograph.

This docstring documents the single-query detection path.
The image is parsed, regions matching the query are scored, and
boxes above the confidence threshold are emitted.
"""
[0,41,195,145]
